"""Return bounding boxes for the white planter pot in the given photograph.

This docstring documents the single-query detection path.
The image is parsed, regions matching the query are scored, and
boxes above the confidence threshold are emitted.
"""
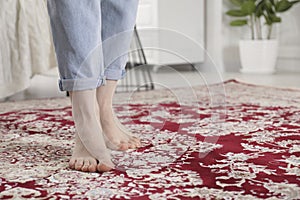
[239,40,279,74]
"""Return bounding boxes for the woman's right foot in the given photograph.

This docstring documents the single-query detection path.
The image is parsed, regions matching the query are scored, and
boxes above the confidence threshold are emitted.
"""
[69,134,114,172]
[69,90,115,172]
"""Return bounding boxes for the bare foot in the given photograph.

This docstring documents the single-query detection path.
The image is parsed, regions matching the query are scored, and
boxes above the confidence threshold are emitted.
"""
[114,113,141,148]
[70,90,115,172]
[96,80,141,151]
[100,106,141,150]
[69,134,112,172]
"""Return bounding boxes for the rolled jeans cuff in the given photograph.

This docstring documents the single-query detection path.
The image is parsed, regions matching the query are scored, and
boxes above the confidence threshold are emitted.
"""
[58,76,106,91]
[104,69,126,81]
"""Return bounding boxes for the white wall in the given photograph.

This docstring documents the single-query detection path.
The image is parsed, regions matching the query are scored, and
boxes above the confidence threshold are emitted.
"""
[277,3,300,72]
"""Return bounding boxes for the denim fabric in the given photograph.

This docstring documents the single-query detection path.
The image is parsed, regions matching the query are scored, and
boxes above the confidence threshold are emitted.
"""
[47,0,138,91]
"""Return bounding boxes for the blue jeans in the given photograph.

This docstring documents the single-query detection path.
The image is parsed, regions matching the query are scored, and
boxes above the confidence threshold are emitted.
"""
[47,0,139,91]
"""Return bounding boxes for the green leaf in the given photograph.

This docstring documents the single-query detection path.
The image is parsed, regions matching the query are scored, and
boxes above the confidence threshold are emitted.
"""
[269,0,276,6]
[263,13,273,25]
[266,0,274,9]
[241,0,256,15]
[255,1,264,17]
[229,0,245,6]
[270,14,282,22]
[290,0,300,5]
[226,10,249,16]
[264,3,276,14]
[276,0,293,12]
[230,19,248,26]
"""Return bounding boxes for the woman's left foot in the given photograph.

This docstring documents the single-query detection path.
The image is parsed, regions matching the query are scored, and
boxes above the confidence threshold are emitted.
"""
[96,80,141,151]
[100,106,141,151]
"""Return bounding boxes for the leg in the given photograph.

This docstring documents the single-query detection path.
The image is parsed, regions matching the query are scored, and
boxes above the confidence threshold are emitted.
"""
[96,0,141,150]
[97,80,141,150]
[70,90,114,171]
[47,0,105,91]
[47,0,113,172]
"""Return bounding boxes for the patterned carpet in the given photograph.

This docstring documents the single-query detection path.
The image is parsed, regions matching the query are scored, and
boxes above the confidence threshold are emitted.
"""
[0,80,299,199]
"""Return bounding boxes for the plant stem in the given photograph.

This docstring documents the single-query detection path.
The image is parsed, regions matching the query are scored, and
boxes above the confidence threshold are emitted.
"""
[255,17,262,40]
[250,14,255,40]
[267,25,273,40]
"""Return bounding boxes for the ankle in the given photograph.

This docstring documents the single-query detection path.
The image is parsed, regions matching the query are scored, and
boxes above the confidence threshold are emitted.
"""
[100,117,115,127]
[98,100,112,109]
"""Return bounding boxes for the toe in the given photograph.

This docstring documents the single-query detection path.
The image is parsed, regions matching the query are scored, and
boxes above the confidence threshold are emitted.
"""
[74,158,84,171]
[69,158,76,169]
[97,163,114,172]
[129,137,141,148]
[128,141,136,149]
[106,139,125,151]
[118,142,129,151]
[81,160,90,172]
[132,137,141,147]
[88,159,97,172]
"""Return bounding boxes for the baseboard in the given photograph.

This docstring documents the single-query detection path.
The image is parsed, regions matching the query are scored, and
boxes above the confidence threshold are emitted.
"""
[276,58,300,72]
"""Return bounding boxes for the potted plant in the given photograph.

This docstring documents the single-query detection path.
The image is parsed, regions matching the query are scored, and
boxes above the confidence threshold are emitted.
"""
[226,0,300,73]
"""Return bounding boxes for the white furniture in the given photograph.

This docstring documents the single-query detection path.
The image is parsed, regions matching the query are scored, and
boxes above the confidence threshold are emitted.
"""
[0,0,56,99]
[136,0,205,66]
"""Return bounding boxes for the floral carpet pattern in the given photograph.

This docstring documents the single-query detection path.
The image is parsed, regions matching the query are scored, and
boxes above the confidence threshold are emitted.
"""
[0,80,299,199]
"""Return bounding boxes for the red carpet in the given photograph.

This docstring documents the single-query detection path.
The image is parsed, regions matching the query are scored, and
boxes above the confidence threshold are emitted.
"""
[0,80,299,199]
